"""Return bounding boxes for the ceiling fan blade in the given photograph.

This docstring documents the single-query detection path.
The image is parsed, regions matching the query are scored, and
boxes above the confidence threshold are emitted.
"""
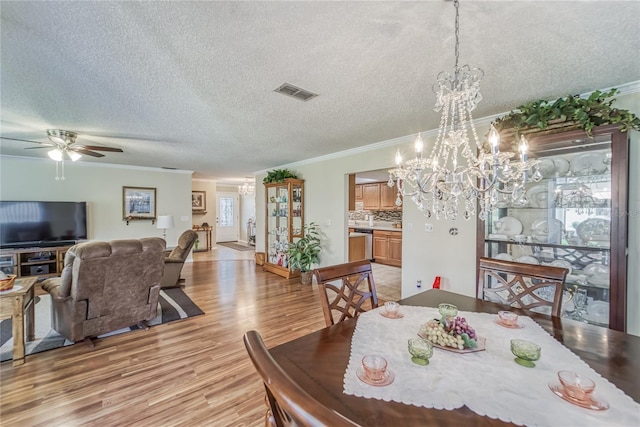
[82,145,124,152]
[24,145,54,149]
[81,132,171,143]
[0,136,49,144]
[75,149,105,158]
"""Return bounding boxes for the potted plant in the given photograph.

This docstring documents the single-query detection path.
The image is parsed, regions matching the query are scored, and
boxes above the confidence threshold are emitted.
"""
[263,168,299,184]
[287,222,321,285]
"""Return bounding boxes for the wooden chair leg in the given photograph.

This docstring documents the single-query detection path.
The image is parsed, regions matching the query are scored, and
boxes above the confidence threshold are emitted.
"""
[84,337,95,349]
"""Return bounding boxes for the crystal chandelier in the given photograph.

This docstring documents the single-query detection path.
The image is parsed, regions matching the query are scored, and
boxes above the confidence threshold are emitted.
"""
[238,178,255,197]
[388,0,541,221]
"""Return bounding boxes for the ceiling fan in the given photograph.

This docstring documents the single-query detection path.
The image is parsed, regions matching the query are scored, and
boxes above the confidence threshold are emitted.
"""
[1,129,125,180]
[0,129,124,161]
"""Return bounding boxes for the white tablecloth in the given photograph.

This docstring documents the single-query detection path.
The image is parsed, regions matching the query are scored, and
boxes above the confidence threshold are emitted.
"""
[343,305,640,426]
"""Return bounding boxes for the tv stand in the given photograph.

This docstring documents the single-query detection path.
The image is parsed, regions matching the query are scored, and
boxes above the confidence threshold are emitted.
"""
[0,245,75,278]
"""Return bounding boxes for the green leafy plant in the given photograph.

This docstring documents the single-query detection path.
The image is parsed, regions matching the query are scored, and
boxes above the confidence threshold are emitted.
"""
[492,88,640,137]
[263,169,299,184]
[287,222,321,273]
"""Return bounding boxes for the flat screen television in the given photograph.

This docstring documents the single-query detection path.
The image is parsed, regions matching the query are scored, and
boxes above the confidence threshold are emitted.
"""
[0,201,88,249]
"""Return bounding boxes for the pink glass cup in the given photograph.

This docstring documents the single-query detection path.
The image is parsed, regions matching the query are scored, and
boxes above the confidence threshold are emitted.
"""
[498,311,518,326]
[384,301,400,316]
[558,371,595,401]
[362,355,387,382]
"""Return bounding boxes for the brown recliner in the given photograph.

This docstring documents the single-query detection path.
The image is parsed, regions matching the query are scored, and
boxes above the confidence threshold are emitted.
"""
[41,238,165,343]
[160,229,198,288]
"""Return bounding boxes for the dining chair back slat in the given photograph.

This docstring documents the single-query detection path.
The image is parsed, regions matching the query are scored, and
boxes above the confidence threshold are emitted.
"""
[243,330,361,427]
[478,257,569,318]
[312,260,379,327]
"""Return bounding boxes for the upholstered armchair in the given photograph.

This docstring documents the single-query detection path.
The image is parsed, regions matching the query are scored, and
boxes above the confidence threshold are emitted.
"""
[41,238,165,344]
[160,229,198,288]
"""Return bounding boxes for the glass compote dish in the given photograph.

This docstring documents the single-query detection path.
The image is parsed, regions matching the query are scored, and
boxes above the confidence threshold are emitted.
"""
[511,339,541,367]
[408,337,434,366]
[438,303,458,326]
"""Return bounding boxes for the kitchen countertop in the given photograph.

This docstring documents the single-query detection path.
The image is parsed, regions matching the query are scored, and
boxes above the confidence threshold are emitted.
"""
[348,222,402,232]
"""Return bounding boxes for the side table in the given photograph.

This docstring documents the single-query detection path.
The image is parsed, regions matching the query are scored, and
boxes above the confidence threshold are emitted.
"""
[0,277,38,366]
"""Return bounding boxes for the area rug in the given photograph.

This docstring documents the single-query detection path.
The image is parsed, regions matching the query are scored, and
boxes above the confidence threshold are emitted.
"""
[217,241,255,251]
[0,288,204,362]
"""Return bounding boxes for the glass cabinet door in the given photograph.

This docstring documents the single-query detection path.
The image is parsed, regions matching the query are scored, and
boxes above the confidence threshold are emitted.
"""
[479,125,629,331]
[264,179,304,278]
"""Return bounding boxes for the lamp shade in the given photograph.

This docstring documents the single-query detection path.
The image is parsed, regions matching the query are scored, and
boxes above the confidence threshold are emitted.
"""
[156,215,175,230]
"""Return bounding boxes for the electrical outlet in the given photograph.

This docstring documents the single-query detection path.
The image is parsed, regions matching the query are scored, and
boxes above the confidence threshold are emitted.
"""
[181,216,189,221]
[417,280,422,288]
[424,223,434,232]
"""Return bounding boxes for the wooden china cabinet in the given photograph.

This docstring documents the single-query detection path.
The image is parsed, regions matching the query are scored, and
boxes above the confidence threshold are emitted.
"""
[264,179,304,279]
[476,124,629,331]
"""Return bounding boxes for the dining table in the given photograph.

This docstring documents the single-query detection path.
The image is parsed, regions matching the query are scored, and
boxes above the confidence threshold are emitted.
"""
[268,289,640,426]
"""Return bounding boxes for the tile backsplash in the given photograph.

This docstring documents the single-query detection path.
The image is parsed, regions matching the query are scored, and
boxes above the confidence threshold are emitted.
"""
[349,210,402,222]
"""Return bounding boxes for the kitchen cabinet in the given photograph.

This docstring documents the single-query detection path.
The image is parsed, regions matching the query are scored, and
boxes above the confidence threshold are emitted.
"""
[476,124,629,331]
[361,182,402,211]
[362,183,380,210]
[264,178,304,279]
[355,184,363,201]
[380,183,401,210]
[373,230,402,267]
[348,174,356,211]
[349,235,366,262]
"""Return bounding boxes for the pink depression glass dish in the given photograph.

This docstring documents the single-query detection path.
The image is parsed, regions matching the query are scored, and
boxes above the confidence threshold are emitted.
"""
[558,371,595,401]
[362,355,387,382]
[384,301,400,315]
[498,311,518,326]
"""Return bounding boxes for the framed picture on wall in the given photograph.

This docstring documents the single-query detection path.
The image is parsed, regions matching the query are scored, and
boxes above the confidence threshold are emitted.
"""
[123,186,157,221]
[192,191,206,212]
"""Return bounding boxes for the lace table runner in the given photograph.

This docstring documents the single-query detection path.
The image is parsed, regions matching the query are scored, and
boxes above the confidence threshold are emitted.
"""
[343,306,639,426]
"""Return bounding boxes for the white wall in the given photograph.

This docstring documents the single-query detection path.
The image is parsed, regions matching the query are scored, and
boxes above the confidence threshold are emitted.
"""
[0,156,193,247]
[256,90,640,335]
[239,191,256,244]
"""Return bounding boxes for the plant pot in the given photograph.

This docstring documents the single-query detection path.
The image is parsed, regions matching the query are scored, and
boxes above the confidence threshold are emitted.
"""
[300,271,313,285]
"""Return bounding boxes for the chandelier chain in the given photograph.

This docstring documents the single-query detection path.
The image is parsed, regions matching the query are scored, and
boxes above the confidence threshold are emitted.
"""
[454,0,460,71]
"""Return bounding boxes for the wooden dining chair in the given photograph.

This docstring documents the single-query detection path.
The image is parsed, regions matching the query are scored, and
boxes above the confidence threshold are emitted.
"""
[243,330,361,427]
[478,257,569,317]
[312,260,379,327]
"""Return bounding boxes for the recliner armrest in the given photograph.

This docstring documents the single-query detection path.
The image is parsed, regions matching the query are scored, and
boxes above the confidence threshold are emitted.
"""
[41,278,71,301]
[164,258,184,263]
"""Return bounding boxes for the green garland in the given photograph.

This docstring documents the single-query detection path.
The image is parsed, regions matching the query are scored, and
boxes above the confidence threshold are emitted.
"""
[492,88,640,137]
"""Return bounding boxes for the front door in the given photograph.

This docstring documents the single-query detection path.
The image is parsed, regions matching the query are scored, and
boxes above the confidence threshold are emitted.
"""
[216,192,239,242]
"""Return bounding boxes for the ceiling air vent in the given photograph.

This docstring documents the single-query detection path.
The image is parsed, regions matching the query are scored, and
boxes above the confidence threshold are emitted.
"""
[274,83,318,102]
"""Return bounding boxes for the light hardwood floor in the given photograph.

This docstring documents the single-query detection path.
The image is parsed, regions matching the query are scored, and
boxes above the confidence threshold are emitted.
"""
[0,246,401,426]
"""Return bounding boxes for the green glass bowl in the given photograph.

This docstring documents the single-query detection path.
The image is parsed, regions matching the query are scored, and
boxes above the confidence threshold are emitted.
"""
[510,339,541,367]
[438,303,458,319]
[408,337,434,365]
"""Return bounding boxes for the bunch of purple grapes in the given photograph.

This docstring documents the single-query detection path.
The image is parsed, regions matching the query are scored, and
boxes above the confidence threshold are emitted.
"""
[449,316,476,339]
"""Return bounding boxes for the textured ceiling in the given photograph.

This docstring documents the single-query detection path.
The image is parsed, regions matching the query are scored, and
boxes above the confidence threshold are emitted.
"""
[1,1,639,182]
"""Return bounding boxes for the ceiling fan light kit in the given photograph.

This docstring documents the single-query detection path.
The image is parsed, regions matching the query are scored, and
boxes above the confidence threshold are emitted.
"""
[47,148,64,161]
[47,129,77,145]
[0,128,124,181]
